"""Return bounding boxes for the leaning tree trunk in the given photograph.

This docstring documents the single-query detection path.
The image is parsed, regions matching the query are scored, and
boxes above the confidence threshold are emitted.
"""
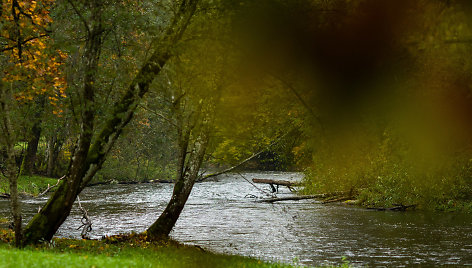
[21,133,93,243]
[21,0,199,245]
[146,133,208,239]
[21,1,103,244]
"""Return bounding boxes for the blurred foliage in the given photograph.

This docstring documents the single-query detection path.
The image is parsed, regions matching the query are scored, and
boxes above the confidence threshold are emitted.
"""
[281,0,472,211]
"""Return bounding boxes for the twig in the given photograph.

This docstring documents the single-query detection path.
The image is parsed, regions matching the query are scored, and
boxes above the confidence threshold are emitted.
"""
[76,196,92,239]
[37,175,65,197]
[66,0,90,35]
[238,172,275,198]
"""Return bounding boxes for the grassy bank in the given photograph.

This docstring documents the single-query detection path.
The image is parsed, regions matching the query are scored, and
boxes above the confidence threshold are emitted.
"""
[0,175,58,196]
[0,231,295,268]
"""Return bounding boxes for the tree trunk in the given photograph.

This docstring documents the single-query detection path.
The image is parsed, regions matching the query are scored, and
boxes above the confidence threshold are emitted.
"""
[21,0,199,245]
[46,134,62,177]
[21,1,103,244]
[146,132,208,239]
[0,83,22,247]
[7,134,22,247]
[22,120,41,176]
[22,96,45,176]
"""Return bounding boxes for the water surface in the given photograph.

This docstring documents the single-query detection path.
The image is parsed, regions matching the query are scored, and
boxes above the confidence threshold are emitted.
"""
[1,172,471,266]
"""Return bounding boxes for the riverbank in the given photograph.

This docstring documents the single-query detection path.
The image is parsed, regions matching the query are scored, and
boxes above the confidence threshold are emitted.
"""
[0,230,300,268]
[0,175,173,198]
[301,180,472,213]
[0,175,58,197]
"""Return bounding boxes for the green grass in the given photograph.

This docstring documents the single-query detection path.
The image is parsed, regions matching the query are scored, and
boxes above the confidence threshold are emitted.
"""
[0,175,58,195]
[0,232,294,268]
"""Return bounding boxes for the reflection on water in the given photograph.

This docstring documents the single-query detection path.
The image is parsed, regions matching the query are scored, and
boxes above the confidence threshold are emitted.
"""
[1,172,471,266]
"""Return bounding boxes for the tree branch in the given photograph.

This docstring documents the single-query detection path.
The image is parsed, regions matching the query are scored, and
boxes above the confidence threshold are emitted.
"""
[0,34,49,52]
[197,130,291,182]
[269,74,325,134]
[139,104,179,128]
[67,0,90,35]
[37,175,65,197]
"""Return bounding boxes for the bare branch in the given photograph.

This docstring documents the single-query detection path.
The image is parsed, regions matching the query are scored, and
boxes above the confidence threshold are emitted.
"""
[37,175,65,197]
[269,73,325,134]
[67,0,91,35]
[139,104,179,128]
[197,130,291,182]
[0,34,49,52]
[76,196,92,239]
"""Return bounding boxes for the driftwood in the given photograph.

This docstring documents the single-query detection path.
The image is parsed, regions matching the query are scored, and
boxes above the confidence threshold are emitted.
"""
[367,204,417,211]
[87,179,174,187]
[0,193,10,199]
[259,191,348,203]
[252,178,300,193]
[252,179,299,187]
[322,196,350,204]
[87,179,114,187]
[76,196,92,239]
[117,181,140,185]
[259,194,329,203]
[153,179,174,183]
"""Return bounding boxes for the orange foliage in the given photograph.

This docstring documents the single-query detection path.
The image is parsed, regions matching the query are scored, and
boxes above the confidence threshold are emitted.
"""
[1,0,67,114]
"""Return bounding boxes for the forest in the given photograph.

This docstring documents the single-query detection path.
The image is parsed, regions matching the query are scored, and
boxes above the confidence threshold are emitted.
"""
[1,0,472,267]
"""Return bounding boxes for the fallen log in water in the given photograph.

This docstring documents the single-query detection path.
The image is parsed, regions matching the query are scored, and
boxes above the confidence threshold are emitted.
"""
[258,191,348,203]
[258,195,322,203]
[117,181,140,185]
[252,178,299,187]
[258,193,338,203]
[88,179,174,187]
[0,193,10,199]
[367,204,417,211]
[87,179,115,187]
[152,179,174,183]
[321,196,351,204]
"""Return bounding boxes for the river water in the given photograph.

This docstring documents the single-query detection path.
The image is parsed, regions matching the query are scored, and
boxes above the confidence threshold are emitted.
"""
[1,171,472,267]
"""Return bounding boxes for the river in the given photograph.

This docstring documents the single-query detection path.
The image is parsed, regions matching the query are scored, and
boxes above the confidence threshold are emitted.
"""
[1,172,472,267]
